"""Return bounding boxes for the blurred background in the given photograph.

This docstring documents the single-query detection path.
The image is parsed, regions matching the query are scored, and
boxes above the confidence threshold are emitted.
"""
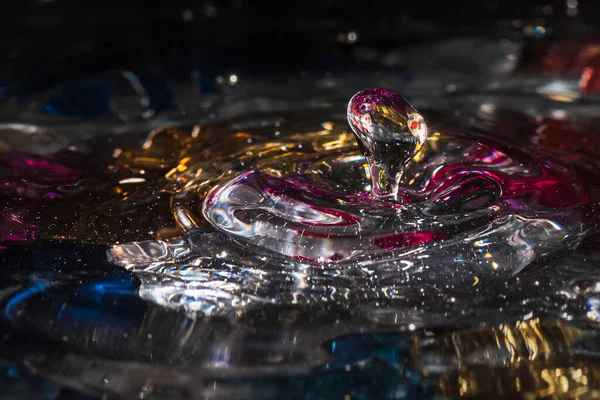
[0,0,592,101]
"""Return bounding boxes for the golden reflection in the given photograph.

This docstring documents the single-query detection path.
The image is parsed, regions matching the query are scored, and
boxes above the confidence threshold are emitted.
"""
[36,112,418,243]
[434,318,598,399]
[126,127,191,168]
[413,143,426,163]
[438,318,589,365]
[321,121,334,130]
[546,94,577,103]
[440,362,600,399]
[171,184,211,231]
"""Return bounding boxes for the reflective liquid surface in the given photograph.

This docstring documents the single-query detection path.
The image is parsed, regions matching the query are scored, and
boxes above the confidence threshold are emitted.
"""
[2,11,600,399]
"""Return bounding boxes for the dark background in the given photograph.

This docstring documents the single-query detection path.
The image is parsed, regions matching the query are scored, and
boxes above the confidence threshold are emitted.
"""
[0,0,594,100]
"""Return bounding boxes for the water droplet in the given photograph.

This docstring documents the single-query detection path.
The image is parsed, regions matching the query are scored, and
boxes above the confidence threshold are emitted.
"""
[347,88,427,200]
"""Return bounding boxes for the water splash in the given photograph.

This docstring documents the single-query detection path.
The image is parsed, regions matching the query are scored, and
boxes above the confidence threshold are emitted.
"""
[1,34,600,399]
[347,88,428,199]
[201,91,589,271]
[89,92,591,319]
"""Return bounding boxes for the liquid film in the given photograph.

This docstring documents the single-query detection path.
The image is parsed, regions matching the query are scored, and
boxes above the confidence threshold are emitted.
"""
[1,32,600,400]
[203,88,588,269]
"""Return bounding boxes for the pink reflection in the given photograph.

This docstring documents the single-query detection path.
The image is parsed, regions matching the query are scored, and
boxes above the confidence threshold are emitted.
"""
[373,232,445,250]
[0,214,35,241]
[0,152,83,242]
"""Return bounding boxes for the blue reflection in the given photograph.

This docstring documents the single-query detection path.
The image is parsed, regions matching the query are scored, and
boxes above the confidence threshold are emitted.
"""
[0,242,143,329]
[3,278,141,328]
[221,357,433,400]
[42,80,112,117]
[139,63,176,112]
[325,333,411,366]
[4,282,49,323]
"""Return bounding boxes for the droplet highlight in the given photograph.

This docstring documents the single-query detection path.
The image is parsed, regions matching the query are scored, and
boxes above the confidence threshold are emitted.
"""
[347,88,428,200]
